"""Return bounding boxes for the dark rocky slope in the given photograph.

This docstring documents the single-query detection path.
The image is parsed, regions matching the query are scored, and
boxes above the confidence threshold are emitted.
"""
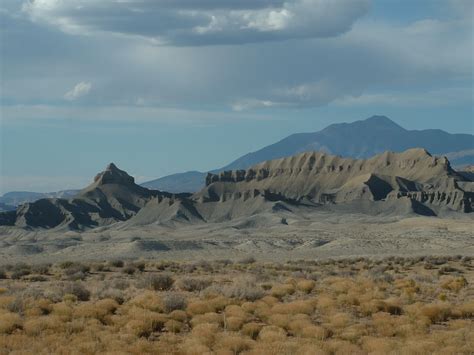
[1,164,181,230]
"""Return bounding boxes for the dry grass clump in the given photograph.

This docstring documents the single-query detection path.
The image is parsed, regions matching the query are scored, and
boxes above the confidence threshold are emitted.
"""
[271,300,314,315]
[0,312,22,334]
[187,322,219,349]
[441,276,468,292]
[258,325,288,342]
[270,283,295,298]
[176,277,211,292]
[128,291,163,312]
[225,315,245,331]
[216,278,264,301]
[72,303,116,328]
[296,279,315,293]
[169,309,188,322]
[61,282,90,301]
[0,256,472,353]
[241,322,263,339]
[164,319,183,333]
[137,273,174,291]
[96,287,125,304]
[420,303,453,323]
[214,333,254,353]
[186,299,214,316]
[190,312,223,327]
[125,311,167,337]
[162,292,187,313]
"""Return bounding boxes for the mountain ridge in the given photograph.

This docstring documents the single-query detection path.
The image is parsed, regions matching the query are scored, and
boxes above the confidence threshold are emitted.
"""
[196,148,471,214]
[142,115,474,193]
[2,116,473,202]
[2,148,471,231]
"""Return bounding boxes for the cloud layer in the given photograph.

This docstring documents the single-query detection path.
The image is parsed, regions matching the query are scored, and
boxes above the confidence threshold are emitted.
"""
[1,0,472,194]
[0,0,471,120]
[22,0,370,45]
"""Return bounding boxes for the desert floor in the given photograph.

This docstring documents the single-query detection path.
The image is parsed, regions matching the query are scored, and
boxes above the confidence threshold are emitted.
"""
[0,255,473,354]
[0,213,473,264]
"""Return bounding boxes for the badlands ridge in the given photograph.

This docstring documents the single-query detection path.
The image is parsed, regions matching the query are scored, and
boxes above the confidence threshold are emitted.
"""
[0,148,472,231]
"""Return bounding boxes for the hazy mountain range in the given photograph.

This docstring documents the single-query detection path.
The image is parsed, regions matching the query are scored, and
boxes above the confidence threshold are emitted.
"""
[0,190,79,211]
[142,115,473,192]
[1,115,472,209]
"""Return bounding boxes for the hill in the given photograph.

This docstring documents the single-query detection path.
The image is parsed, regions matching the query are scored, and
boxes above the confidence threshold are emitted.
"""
[0,163,174,230]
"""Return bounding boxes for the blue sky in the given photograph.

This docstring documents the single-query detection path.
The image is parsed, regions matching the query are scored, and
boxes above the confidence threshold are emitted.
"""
[1,0,473,193]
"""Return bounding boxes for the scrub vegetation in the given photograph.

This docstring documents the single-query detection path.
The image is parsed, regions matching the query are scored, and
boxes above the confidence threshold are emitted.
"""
[0,256,472,354]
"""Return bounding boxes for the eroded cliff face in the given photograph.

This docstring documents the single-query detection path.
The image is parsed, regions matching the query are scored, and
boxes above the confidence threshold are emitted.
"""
[200,149,473,212]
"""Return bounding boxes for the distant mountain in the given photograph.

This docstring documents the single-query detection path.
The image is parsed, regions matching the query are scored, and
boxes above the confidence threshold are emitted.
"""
[0,202,16,212]
[0,190,79,208]
[459,165,474,181]
[143,115,474,193]
[141,171,205,193]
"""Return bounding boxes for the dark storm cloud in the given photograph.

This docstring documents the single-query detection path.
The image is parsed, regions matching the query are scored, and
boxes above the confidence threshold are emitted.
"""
[125,0,287,10]
[22,0,370,45]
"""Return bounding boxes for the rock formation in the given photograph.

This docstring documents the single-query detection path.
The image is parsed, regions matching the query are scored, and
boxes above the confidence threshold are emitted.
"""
[199,149,473,214]
[1,149,472,230]
[1,163,175,229]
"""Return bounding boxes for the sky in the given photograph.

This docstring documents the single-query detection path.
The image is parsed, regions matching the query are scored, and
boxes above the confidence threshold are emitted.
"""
[0,0,473,194]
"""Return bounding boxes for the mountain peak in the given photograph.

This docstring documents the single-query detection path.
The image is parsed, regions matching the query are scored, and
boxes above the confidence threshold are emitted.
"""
[106,162,119,171]
[366,114,391,121]
[321,115,404,135]
[93,163,135,185]
[362,115,403,129]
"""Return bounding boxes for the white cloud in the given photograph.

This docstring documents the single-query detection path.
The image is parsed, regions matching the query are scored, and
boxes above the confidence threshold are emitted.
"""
[241,8,293,31]
[332,88,473,107]
[64,81,92,101]
[231,80,362,110]
[232,99,282,111]
[1,103,270,124]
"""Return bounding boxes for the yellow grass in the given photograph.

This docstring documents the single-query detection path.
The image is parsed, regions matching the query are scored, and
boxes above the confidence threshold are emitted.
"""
[0,256,472,354]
